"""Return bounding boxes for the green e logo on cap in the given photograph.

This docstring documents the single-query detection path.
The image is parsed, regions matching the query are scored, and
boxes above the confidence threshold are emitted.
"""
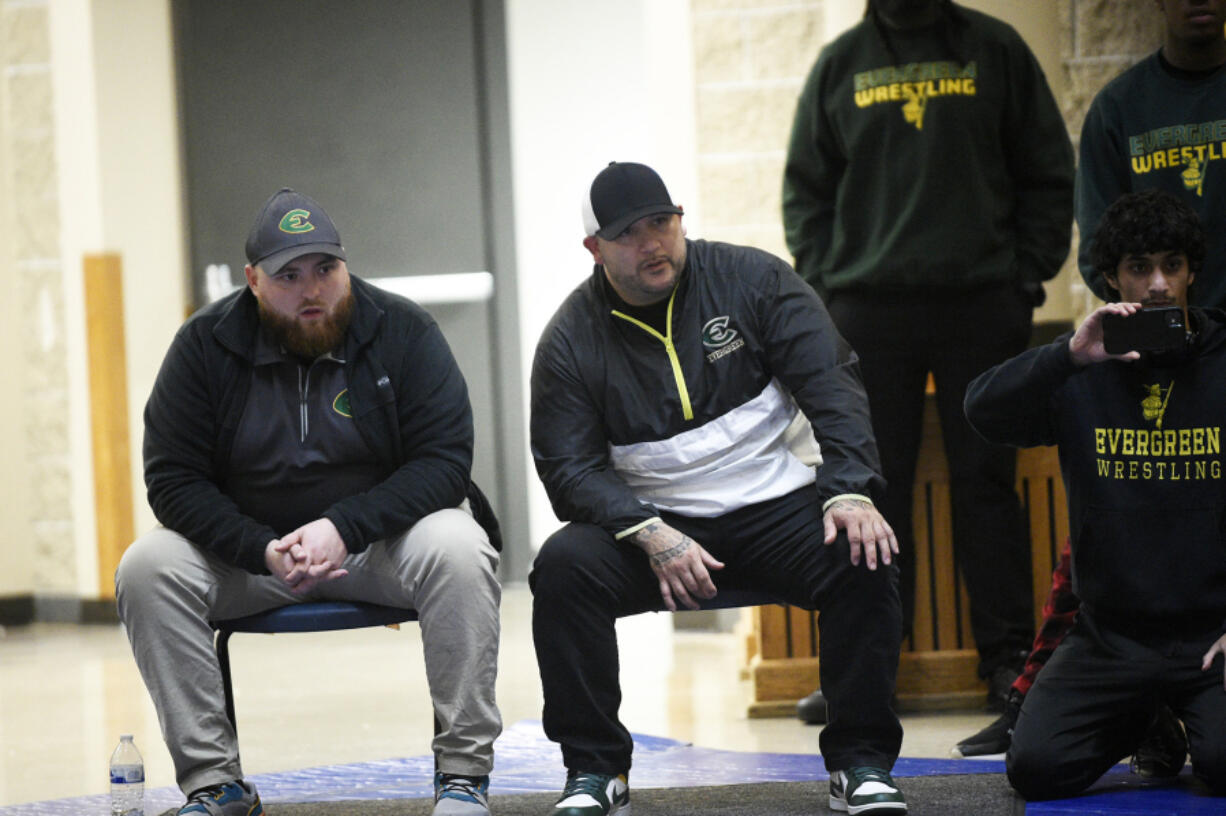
[278,209,315,234]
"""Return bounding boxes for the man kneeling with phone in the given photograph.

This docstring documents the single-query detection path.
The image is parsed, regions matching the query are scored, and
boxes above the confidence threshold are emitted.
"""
[964,189,1226,800]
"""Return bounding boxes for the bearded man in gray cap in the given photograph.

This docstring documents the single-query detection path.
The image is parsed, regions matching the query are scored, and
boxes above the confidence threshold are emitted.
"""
[528,162,907,816]
[116,188,503,816]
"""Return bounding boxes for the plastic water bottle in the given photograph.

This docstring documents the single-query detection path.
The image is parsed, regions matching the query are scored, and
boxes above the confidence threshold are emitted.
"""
[109,735,144,816]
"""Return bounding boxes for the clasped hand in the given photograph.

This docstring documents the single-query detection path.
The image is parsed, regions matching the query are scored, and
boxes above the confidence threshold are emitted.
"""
[264,518,350,594]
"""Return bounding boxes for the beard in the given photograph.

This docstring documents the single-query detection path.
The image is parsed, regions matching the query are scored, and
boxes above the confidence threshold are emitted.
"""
[258,288,355,359]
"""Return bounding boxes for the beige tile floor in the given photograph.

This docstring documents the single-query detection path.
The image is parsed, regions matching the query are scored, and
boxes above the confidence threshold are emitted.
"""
[0,584,998,808]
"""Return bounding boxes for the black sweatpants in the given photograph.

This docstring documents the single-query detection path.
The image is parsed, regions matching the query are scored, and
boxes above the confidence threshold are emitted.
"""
[826,285,1035,673]
[530,486,903,775]
[1008,610,1226,800]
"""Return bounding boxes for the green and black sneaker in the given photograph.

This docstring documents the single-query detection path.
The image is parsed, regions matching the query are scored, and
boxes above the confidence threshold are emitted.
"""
[829,766,907,814]
[551,770,630,815]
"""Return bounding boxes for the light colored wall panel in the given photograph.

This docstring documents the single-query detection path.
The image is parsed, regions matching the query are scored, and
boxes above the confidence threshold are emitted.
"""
[507,0,699,551]
[91,0,187,542]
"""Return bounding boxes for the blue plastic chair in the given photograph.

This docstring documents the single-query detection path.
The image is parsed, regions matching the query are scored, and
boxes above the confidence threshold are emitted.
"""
[210,591,784,734]
[211,601,419,733]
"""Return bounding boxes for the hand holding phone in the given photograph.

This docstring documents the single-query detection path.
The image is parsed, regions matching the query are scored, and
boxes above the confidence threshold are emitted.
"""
[1101,306,1186,355]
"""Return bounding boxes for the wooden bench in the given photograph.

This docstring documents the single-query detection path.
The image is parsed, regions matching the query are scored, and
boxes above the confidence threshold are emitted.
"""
[743,394,1069,716]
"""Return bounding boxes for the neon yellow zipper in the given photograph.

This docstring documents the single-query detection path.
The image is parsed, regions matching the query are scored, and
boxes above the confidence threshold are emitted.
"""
[610,288,693,420]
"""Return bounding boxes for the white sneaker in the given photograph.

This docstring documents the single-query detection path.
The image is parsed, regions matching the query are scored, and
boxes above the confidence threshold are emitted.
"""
[829,767,907,814]
[552,771,630,815]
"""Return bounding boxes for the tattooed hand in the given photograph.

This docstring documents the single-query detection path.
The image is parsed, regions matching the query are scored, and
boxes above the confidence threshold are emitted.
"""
[822,498,898,570]
[631,520,725,611]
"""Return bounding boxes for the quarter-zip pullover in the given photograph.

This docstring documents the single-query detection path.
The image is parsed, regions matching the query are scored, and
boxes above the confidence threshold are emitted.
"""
[224,331,380,535]
[531,238,881,539]
[143,275,502,573]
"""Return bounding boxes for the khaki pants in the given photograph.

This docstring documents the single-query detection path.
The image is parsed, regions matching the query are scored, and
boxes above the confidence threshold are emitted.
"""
[115,507,502,795]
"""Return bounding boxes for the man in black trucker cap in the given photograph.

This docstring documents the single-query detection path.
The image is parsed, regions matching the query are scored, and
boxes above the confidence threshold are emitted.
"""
[116,188,504,816]
[528,161,907,815]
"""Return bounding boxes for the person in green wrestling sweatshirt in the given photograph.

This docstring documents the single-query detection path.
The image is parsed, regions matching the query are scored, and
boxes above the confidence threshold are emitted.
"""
[1078,0,1226,306]
[783,0,1074,723]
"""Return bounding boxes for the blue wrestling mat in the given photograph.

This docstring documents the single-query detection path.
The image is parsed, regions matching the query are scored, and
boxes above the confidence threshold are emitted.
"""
[2,721,1219,815]
[1024,764,1224,815]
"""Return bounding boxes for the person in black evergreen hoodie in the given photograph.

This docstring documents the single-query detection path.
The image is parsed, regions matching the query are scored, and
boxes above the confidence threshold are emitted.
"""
[953,0,1225,767]
[783,0,1074,722]
[964,189,1226,800]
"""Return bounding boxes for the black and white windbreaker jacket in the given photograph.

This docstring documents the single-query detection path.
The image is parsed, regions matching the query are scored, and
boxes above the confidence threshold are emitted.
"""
[530,238,885,540]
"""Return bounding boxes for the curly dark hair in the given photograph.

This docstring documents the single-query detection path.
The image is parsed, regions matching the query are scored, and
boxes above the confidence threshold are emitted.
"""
[1091,189,1206,299]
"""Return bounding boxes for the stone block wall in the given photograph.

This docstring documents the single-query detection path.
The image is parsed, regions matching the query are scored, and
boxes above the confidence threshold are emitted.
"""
[1,0,75,594]
[1059,0,1164,319]
[690,0,822,261]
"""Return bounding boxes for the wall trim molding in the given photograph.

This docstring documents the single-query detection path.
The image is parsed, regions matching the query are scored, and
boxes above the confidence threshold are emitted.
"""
[0,595,119,626]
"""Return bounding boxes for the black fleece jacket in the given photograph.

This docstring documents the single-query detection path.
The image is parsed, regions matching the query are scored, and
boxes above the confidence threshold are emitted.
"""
[531,238,882,538]
[143,275,499,574]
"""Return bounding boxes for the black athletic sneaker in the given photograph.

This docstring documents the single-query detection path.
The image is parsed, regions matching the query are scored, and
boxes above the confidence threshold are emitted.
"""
[951,691,1021,758]
[1130,703,1187,779]
[829,767,907,814]
[798,688,900,725]
[984,650,1027,712]
[796,688,828,724]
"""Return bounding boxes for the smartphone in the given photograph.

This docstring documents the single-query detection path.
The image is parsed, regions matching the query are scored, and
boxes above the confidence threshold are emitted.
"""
[1101,306,1186,354]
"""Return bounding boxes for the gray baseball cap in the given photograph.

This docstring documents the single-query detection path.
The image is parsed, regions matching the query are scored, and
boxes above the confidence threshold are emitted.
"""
[244,188,346,274]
